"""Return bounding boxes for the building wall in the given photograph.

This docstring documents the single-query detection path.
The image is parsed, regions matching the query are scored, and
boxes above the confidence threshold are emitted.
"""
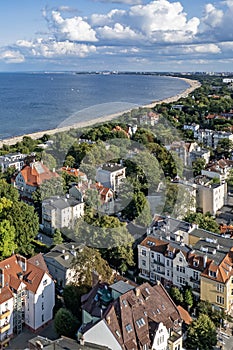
[200,276,227,311]
[152,322,169,350]
[0,296,14,343]
[83,320,122,350]
[173,252,189,288]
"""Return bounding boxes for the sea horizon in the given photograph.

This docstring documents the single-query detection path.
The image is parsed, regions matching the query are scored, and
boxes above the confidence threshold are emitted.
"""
[0,72,190,140]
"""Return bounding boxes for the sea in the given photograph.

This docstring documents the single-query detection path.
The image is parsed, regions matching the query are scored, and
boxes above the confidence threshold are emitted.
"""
[0,72,189,139]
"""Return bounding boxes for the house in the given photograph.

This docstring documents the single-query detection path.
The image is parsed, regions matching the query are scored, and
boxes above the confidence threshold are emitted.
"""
[61,167,87,182]
[78,281,183,350]
[96,164,126,192]
[195,129,233,149]
[12,161,59,203]
[194,176,227,215]
[0,253,55,348]
[43,243,83,288]
[140,111,160,126]
[0,153,27,173]
[201,158,233,182]
[42,195,84,234]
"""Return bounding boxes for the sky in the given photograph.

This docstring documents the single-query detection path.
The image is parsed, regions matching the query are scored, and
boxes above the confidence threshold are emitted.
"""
[0,0,233,72]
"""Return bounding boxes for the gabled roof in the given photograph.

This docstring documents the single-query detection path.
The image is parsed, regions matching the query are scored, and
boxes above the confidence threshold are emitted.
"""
[19,161,59,187]
[81,282,182,349]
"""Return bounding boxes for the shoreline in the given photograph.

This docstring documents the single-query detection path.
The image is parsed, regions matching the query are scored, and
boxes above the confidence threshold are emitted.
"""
[0,77,201,148]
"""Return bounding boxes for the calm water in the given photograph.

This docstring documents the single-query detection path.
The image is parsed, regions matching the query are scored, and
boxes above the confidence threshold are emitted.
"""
[0,73,189,139]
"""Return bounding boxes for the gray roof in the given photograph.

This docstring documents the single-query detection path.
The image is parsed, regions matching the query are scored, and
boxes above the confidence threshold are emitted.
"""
[100,163,125,172]
[43,195,83,210]
[28,336,110,349]
[110,280,135,295]
[190,228,233,264]
[44,243,82,268]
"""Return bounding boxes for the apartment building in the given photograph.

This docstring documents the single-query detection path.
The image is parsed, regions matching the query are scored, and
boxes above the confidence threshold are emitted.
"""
[44,243,83,288]
[140,216,233,312]
[201,158,233,182]
[42,195,84,234]
[0,253,55,348]
[96,163,126,192]
[196,129,233,149]
[78,281,183,350]
[0,153,27,173]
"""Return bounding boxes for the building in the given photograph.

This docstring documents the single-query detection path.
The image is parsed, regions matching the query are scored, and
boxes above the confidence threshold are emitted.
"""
[0,253,55,348]
[78,281,183,350]
[194,176,227,215]
[141,216,233,312]
[44,243,83,288]
[61,167,87,182]
[0,153,27,173]
[195,129,233,149]
[12,161,59,203]
[96,164,126,192]
[201,159,233,182]
[42,195,84,234]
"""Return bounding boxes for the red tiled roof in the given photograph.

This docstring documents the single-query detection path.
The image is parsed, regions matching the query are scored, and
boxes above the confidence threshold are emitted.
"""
[177,305,192,325]
[20,162,59,187]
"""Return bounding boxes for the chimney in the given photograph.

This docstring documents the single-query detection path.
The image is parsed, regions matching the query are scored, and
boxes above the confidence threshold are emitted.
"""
[80,336,85,346]
[92,270,100,287]
[203,254,208,268]
[135,288,140,297]
[106,315,111,325]
[17,255,27,272]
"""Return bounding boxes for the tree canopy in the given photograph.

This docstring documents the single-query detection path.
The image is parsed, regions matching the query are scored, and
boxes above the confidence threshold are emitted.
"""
[186,314,217,350]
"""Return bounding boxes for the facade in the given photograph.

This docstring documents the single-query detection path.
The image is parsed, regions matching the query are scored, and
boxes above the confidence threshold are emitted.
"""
[79,281,183,350]
[0,153,27,173]
[44,243,82,288]
[12,161,59,203]
[0,254,54,348]
[196,129,233,149]
[96,164,126,192]
[42,195,84,233]
[194,176,227,215]
[201,158,233,182]
[142,216,233,312]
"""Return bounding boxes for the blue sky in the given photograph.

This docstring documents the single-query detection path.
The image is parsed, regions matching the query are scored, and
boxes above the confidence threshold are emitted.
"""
[0,0,232,72]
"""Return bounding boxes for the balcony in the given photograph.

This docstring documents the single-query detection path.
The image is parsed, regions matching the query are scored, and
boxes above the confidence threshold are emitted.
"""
[0,336,10,347]
[0,323,10,334]
[0,310,10,320]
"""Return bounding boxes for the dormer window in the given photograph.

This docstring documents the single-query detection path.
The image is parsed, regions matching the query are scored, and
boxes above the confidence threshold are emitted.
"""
[136,318,146,328]
[125,323,132,333]
[193,260,199,267]
[209,270,217,278]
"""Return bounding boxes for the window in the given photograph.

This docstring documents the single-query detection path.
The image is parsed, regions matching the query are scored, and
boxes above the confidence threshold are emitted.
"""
[142,250,147,256]
[151,253,154,259]
[166,259,170,266]
[42,302,44,311]
[217,284,224,293]
[136,318,145,328]
[157,254,161,263]
[179,257,182,262]
[193,271,199,280]
[42,292,44,298]
[125,324,132,333]
[43,279,47,286]
[142,260,146,267]
[217,295,224,304]
[176,265,185,273]
[167,270,170,276]
[115,330,121,338]
[42,314,44,322]
[209,270,217,278]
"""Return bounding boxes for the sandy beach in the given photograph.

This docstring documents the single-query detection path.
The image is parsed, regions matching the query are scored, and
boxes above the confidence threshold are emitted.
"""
[0,77,201,148]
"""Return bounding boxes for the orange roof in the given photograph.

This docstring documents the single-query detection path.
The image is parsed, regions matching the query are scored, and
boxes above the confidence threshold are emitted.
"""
[0,286,13,304]
[20,162,59,187]
[177,306,192,325]
[61,167,86,178]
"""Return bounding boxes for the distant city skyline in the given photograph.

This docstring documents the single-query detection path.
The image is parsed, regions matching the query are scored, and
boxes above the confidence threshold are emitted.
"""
[1,0,233,72]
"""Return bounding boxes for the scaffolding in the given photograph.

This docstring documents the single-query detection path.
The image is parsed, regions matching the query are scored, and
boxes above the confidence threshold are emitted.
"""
[13,289,25,334]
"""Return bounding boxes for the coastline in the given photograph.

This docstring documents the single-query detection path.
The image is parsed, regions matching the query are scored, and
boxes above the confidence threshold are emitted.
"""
[0,77,201,148]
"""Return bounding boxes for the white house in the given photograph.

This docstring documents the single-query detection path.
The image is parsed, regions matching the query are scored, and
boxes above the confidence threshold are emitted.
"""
[42,195,84,234]
[0,253,55,348]
[0,153,27,173]
[96,164,126,192]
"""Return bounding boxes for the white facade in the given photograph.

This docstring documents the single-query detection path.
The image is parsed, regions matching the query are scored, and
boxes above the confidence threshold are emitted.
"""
[152,322,169,350]
[25,272,55,331]
[196,182,227,215]
[96,164,126,191]
[42,196,84,233]
[83,320,122,350]
[0,153,26,172]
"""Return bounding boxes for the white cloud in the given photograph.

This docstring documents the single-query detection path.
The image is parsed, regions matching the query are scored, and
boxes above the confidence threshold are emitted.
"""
[97,23,142,40]
[0,50,25,63]
[128,0,200,42]
[16,38,96,58]
[49,10,98,42]
[91,9,126,26]
[183,44,221,54]
[96,0,142,4]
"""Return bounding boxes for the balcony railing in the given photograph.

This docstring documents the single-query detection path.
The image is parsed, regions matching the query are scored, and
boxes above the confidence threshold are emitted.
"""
[0,323,10,333]
[0,310,10,320]
[0,336,10,346]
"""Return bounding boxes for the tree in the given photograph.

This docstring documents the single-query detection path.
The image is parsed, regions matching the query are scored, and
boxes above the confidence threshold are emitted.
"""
[32,176,65,204]
[63,284,89,318]
[0,197,16,259]
[186,314,217,350]
[8,201,39,255]
[72,246,113,287]
[169,286,184,305]
[184,289,193,310]
[53,229,63,245]
[216,138,233,157]
[41,152,57,171]
[54,308,79,338]
[192,158,206,176]
[0,179,19,202]
[184,212,220,233]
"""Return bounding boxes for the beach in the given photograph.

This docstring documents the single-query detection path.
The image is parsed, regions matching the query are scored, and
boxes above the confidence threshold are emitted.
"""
[0,77,201,148]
